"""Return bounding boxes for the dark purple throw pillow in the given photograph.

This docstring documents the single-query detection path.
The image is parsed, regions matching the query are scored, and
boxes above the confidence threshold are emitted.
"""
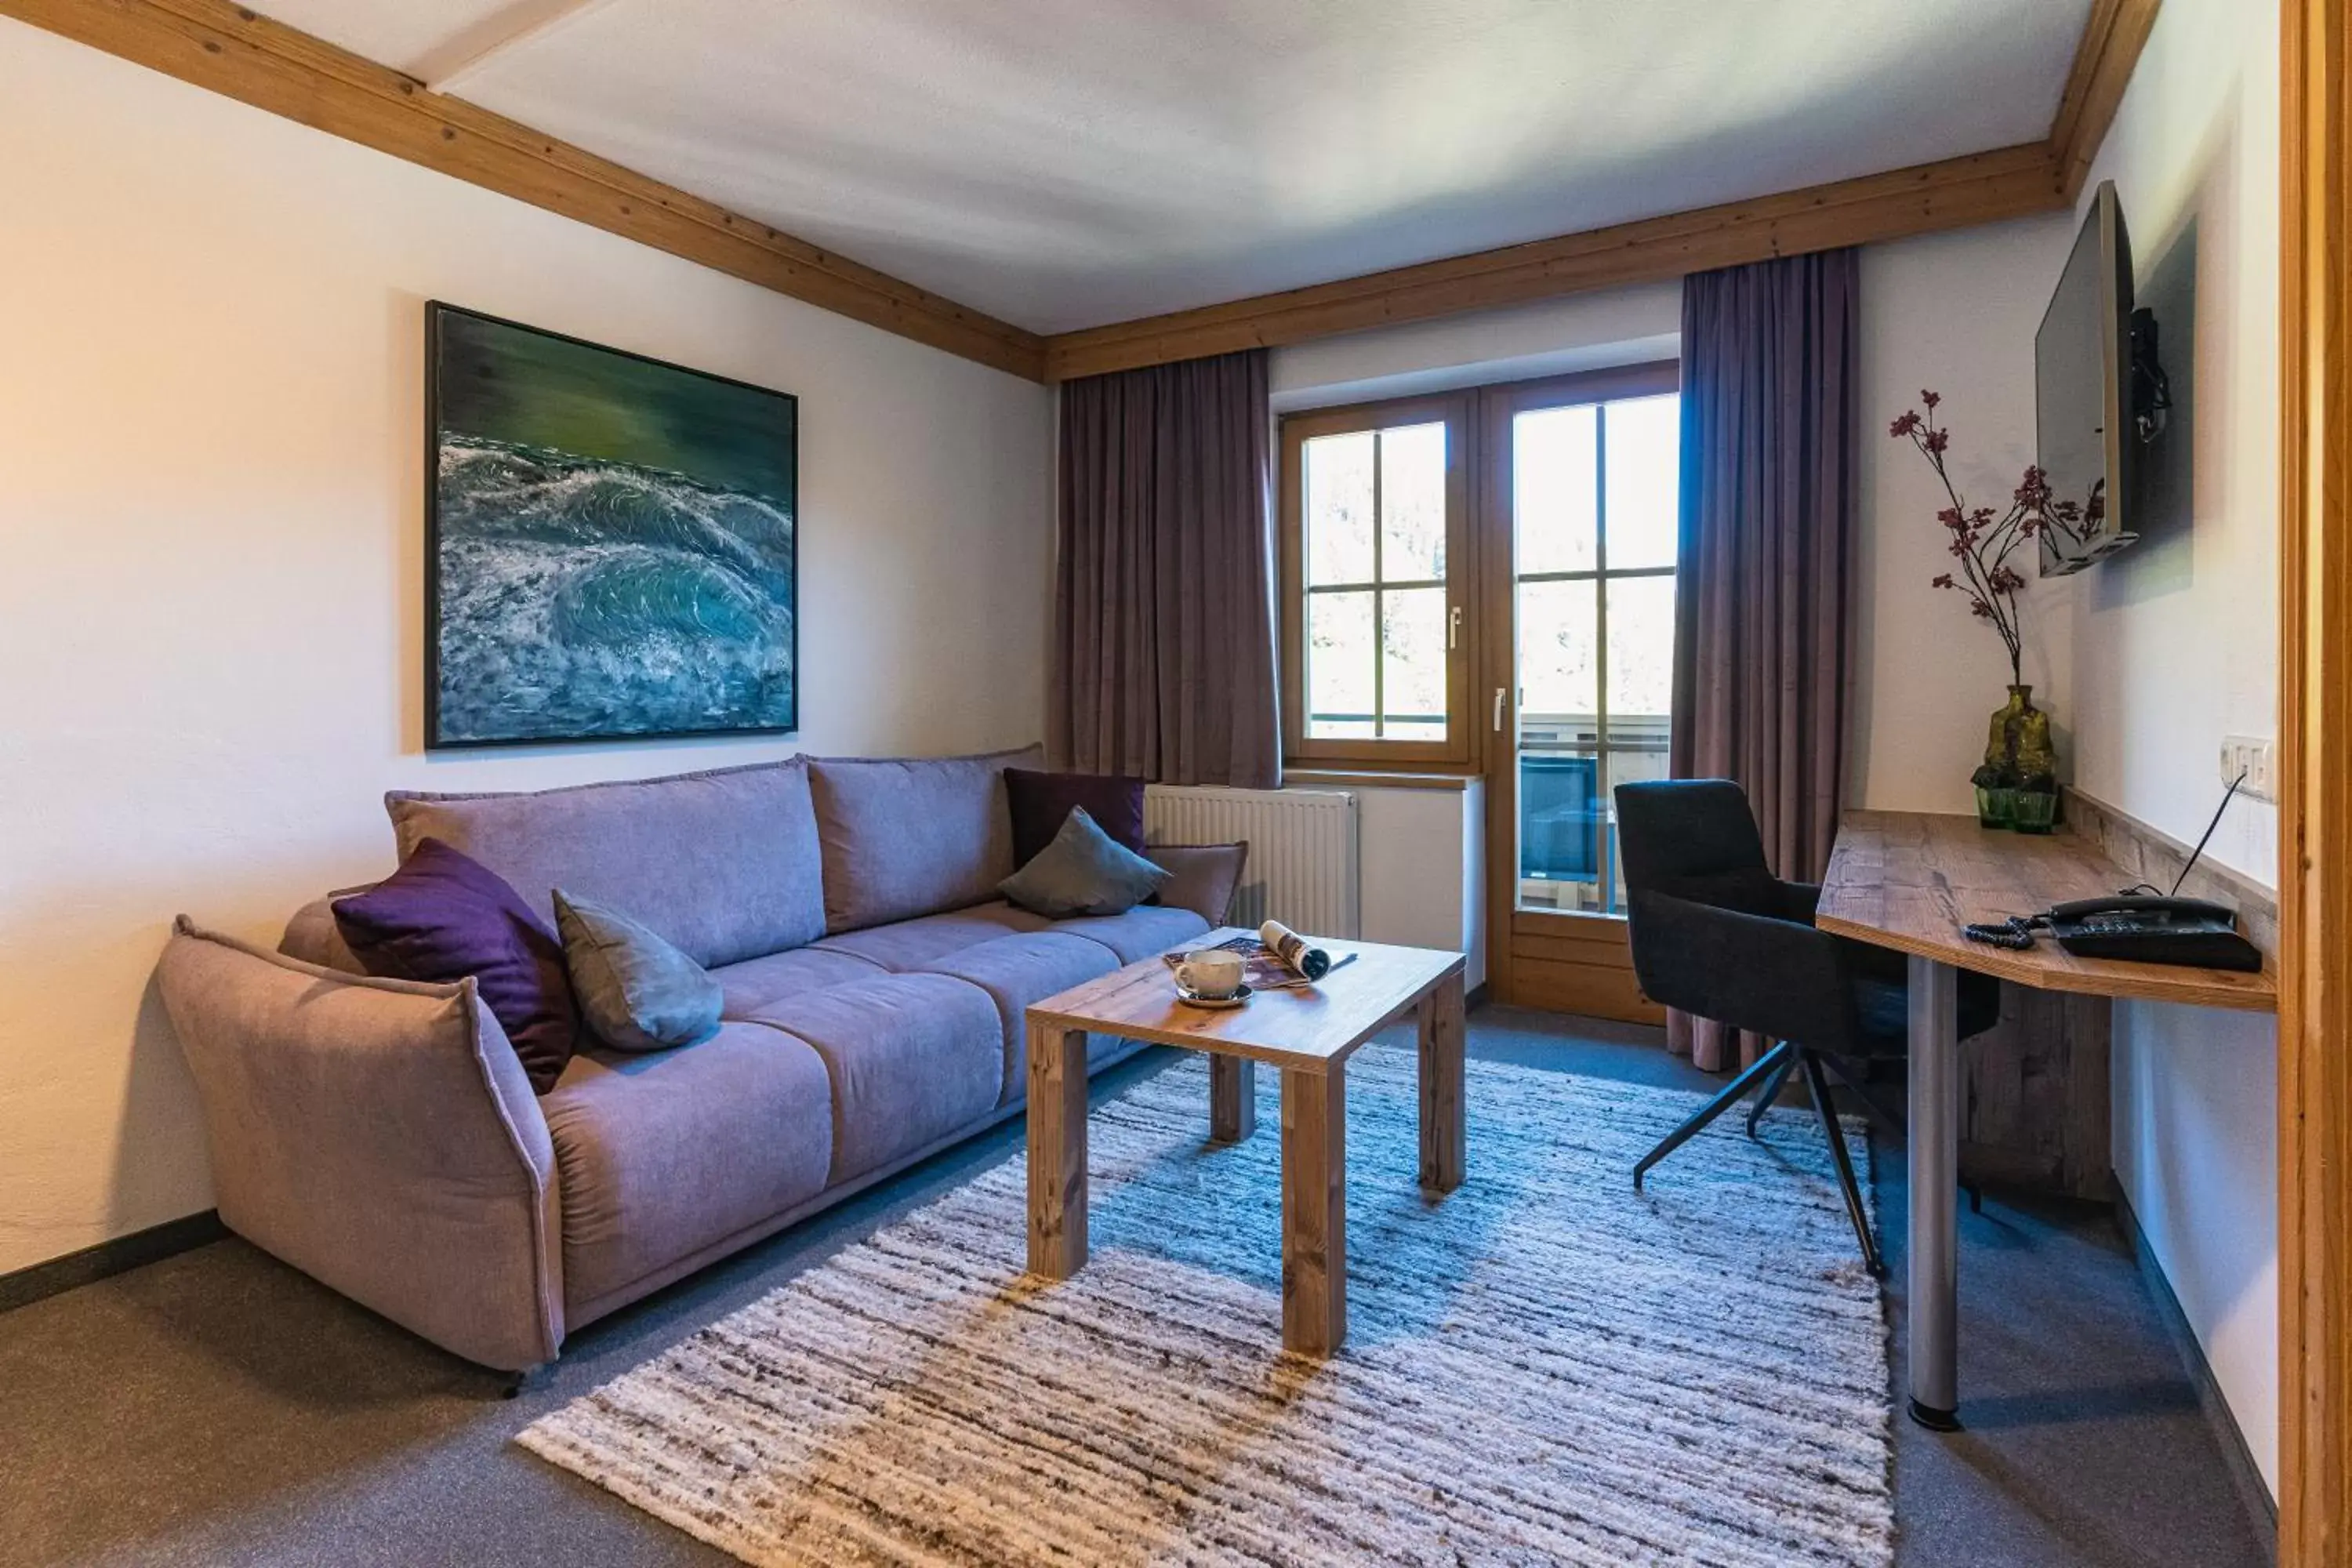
[1004,768,1147,867]
[332,837,579,1094]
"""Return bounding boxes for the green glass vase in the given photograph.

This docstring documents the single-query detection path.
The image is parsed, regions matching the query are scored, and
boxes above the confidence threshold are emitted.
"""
[1983,684,2056,786]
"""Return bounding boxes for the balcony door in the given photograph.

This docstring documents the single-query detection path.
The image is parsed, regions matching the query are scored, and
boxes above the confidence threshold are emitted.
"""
[1479,363,1681,1022]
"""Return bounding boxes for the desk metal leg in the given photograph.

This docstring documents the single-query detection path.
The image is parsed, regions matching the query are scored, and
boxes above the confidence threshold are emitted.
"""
[1907,956,1962,1430]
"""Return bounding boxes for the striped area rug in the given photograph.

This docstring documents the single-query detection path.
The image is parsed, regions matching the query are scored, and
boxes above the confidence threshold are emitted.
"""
[520,1044,1894,1566]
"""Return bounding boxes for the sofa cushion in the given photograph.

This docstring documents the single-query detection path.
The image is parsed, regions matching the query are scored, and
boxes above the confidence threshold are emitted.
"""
[1048,903,1212,963]
[811,902,1051,971]
[1004,767,1146,866]
[746,974,1002,1183]
[710,946,884,1018]
[553,890,723,1053]
[386,757,825,968]
[914,932,1123,1105]
[541,1023,833,1316]
[807,746,1041,932]
[1145,843,1250,926]
[1000,806,1171,919]
[332,839,579,1094]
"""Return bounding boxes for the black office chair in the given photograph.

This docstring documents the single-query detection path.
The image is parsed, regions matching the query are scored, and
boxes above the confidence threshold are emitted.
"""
[1614,779,1999,1275]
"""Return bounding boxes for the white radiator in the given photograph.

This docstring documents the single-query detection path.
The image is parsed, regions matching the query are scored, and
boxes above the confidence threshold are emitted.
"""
[1143,786,1360,938]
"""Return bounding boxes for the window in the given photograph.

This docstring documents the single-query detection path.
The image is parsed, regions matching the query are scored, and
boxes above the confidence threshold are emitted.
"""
[1507,386,1681,916]
[1278,394,1472,766]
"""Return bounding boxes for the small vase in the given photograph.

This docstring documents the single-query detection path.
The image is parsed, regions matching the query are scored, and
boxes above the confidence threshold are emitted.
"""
[1984,684,2057,785]
[1976,786,2016,829]
[2009,789,2059,834]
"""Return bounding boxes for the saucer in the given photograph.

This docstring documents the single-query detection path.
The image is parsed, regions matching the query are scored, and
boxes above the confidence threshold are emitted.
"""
[1174,981,1252,1010]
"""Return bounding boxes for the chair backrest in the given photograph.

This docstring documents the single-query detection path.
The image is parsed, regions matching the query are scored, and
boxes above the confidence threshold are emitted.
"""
[1614,779,1776,911]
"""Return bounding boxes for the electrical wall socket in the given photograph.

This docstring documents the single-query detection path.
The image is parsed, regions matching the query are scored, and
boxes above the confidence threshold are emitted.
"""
[2220,735,2276,801]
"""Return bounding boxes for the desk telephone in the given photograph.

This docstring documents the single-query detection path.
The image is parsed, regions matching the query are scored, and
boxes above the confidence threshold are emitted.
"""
[1960,776,2266,974]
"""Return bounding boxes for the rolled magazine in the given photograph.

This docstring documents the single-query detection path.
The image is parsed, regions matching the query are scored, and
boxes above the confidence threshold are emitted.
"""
[1259,920,1334,981]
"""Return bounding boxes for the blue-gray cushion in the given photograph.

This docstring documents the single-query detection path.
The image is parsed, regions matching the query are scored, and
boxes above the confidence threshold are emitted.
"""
[553,890,724,1053]
[999,806,1171,919]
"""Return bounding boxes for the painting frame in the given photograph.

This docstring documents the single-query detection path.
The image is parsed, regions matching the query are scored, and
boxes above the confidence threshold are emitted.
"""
[423,300,800,751]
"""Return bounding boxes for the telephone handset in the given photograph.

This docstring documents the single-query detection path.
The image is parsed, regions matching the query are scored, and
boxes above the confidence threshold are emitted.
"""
[2045,894,2237,927]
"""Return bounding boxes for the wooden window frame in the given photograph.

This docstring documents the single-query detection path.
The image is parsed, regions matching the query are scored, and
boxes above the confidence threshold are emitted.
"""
[1278,391,1477,769]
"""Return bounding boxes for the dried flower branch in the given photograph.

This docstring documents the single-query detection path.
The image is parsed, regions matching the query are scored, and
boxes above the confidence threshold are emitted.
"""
[1888,390,2093,688]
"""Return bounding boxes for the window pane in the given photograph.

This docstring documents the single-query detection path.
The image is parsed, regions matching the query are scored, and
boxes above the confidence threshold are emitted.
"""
[1603,746,1672,914]
[1517,578,1598,720]
[1304,432,1374,585]
[1515,405,1597,575]
[1604,574,1676,719]
[1518,744,1604,912]
[1305,589,1374,737]
[1381,586,1447,733]
[1379,423,1446,582]
[1603,394,1681,570]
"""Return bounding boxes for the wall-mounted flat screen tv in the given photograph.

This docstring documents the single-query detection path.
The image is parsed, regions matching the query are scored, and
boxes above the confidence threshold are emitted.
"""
[2034,179,2167,576]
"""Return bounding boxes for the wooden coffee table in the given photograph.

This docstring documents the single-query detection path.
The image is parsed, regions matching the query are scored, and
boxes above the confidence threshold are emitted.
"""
[1022,928,1467,1356]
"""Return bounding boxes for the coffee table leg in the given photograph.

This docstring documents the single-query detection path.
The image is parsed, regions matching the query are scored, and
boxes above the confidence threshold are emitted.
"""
[1026,1023,1088,1279]
[1281,1062,1346,1355]
[1210,1055,1257,1144]
[1417,971,1466,1192]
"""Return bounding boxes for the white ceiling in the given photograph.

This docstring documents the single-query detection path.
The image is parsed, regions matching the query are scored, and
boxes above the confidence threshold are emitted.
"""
[260,0,2093,335]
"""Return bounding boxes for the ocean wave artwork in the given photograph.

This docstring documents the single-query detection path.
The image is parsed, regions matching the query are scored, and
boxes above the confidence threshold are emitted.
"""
[426,305,797,747]
[434,437,796,743]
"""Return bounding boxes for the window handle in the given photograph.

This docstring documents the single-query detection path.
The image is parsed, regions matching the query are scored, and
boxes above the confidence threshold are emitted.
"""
[1448,605,1462,650]
[1493,686,1508,731]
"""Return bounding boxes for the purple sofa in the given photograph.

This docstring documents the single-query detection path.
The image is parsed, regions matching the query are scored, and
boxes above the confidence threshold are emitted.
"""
[154,747,1235,1374]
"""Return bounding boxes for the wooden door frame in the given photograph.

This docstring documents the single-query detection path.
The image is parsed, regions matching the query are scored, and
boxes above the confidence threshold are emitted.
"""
[2278,0,2350,1558]
[1475,361,1682,1018]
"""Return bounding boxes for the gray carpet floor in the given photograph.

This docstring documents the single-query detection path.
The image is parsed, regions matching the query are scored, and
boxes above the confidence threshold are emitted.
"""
[0,1006,2270,1567]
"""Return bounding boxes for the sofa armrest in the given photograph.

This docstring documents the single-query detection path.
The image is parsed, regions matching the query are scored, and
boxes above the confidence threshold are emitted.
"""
[156,918,563,1371]
[1148,842,1249,926]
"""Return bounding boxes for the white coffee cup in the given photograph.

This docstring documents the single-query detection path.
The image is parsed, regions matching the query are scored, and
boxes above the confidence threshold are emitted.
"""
[1174,949,1246,1000]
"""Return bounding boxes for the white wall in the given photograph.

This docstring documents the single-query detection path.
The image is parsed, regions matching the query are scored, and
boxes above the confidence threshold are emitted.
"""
[0,20,1055,1275]
[1849,214,2082,815]
[2074,0,2283,1494]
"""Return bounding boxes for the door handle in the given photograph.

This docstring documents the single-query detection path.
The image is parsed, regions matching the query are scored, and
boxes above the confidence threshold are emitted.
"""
[1493,686,1507,731]
[1448,605,1462,650]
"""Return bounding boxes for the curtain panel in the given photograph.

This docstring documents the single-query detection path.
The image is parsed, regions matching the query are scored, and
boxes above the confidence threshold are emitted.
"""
[1050,349,1280,789]
[1668,249,1861,1071]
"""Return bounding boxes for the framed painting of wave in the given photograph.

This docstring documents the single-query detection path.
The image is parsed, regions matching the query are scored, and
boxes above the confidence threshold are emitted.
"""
[425,303,798,748]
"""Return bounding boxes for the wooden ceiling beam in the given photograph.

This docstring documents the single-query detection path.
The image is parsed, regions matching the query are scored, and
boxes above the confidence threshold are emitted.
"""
[1042,142,2067,380]
[0,0,1049,382]
[2049,0,2164,202]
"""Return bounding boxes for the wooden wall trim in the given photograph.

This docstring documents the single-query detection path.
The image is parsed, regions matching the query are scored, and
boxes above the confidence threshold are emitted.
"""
[2278,0,2351,1557]
[0,0,1048,382]
[2050,0,2165,201]
[1042,143,2066,380]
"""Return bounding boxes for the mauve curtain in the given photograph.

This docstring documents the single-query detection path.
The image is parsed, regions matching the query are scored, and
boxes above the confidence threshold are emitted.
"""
[1668,249,1860,1072]
[1051,349,1280,789]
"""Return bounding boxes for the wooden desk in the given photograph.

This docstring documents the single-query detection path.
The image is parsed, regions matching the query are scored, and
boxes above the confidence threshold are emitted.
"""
[1817,811,2276,1430]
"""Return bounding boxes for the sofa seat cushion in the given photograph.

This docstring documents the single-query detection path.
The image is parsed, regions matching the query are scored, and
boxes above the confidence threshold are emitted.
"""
[914,933,1123,1105]
[710,946,885,1018]
[541,1023,833,1315]
[810,902,1052,971]
[387,758,826,968]
[746,974,1002,1183]
[1048,903,1212,963]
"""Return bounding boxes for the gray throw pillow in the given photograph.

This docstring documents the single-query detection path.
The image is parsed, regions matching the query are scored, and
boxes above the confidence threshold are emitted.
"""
[999,806,1172,919]
[552,890,724,1053]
